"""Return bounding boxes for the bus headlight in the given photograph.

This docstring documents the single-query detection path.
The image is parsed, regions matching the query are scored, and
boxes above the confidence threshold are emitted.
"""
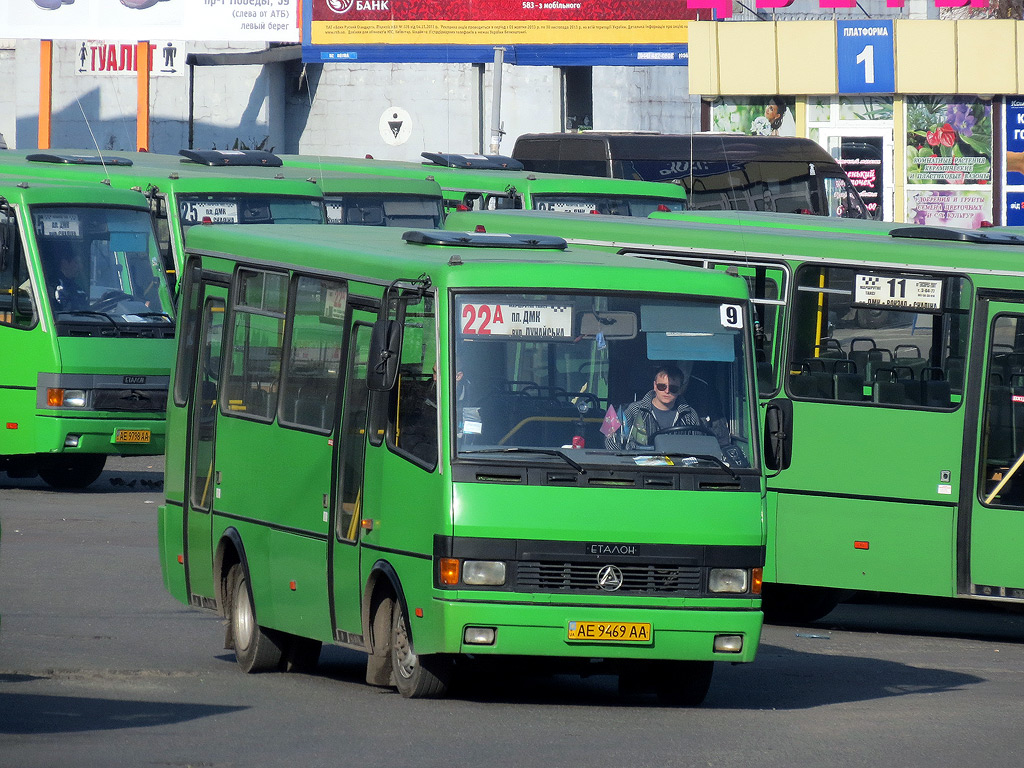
[47,388,87,408]
[462,561,506,586]
[709,568,749,594]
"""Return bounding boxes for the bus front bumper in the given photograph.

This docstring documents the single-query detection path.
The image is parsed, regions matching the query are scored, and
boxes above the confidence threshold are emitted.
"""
[36,415,166,456]
[422,598,763,663]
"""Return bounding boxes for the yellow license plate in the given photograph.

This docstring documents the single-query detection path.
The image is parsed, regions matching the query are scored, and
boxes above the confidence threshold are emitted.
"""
[115,429,151,444]
[567,621,652,642]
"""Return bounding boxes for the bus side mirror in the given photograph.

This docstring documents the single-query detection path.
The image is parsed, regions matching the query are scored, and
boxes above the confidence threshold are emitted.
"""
[764,398,793,471]
[367,318,402,392]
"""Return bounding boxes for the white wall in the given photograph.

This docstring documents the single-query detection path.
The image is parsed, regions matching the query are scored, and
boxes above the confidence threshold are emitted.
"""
[1,40,699,156]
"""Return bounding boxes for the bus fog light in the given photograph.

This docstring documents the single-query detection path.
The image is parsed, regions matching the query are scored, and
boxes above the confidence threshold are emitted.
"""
[709,568,749,593]
[64,435,81,448]
[464,626,496,645]
[463,561,506,586]
[63,390,87,408]
[714,634,744,653]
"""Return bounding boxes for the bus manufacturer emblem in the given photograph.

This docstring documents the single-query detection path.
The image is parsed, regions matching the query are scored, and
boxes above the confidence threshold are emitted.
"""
[123,376,146,385]
[597,565,624,592]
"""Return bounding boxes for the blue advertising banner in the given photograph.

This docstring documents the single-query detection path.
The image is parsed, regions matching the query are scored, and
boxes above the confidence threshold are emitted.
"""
[1006,191,1024,226]
[1006,99,1024,186]
[837,20,895,95]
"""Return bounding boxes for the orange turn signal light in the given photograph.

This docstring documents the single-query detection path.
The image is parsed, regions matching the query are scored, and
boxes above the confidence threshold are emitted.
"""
[47,388,64,407]
[440,558,460,585]
[751,568,763,595]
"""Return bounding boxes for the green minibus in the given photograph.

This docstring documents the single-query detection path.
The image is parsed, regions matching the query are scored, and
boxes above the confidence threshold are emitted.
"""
[280,152,689,217]
[443,208,1024,621]
[0,149,328,286]
[0,178,175,487]
[158,223,765,704]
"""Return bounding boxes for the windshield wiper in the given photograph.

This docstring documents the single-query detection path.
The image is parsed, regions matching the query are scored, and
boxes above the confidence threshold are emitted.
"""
[616,452,739,481]
[54,310,119,329]
[462,448,587,475]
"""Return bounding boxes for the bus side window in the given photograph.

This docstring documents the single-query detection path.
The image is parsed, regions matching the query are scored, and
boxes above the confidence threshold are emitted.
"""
[279,276,347,434]
[389,293,438,469]
[222,269,288,422]
[0,215,36,329]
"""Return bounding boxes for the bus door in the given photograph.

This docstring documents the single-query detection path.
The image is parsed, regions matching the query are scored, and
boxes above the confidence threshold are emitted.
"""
[329,311,375,642]
[185,287,227,603]
[963,294,1024,599]
[772,265,971,597]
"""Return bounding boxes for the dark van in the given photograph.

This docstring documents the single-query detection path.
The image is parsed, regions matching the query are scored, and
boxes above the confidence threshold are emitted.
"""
[511,132,876,219]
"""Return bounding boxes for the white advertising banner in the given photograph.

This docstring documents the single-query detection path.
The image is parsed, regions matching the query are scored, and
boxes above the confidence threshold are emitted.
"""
[8,0,299,43]
[75,41,187,76]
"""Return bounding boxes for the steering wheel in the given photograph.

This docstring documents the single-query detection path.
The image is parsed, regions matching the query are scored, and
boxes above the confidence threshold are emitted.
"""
[550,391,602,414]
[512,382,542,397]
[92,290,134,312]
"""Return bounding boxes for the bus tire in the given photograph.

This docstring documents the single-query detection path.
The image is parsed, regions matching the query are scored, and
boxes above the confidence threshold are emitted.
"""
[655,660,714,707]
[37,454,106,489]
[227,563,284,673]
[390,599,450,698]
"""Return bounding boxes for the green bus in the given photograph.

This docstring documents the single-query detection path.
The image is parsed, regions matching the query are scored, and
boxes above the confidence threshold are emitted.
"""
[0,149,328,286]
[158,223,765,703]
[313,172,445,228]
[280,152,689,217]
[0,178,175,487]
[443,208,1024,620]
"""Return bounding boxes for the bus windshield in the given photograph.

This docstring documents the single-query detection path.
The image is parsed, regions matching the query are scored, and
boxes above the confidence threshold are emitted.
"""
[176,193,325,233]
[324,194,443,227]
[34,205,175,332]
[452,291,755,471]
[531,194,686,217]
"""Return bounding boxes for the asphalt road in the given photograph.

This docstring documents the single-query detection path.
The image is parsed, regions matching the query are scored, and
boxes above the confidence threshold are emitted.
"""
[2,456,1023,768]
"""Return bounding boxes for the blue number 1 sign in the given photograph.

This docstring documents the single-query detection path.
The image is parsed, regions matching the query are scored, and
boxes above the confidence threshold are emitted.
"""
[837,20,895,94]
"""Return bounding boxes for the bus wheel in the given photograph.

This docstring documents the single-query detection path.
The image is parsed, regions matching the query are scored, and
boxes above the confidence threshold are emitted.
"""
[655,661,714,706]
[227,563,284,673]
[390,599,450,698]
[37,454,106,489]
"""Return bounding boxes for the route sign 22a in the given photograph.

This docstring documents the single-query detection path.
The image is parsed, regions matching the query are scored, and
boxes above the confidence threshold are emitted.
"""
[837,20,895,95]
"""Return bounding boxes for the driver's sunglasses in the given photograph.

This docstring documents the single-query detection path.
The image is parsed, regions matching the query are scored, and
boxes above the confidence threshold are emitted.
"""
[655,382,681,394]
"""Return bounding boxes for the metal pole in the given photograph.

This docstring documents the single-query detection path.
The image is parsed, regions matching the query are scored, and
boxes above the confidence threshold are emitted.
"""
[488,47,505,155]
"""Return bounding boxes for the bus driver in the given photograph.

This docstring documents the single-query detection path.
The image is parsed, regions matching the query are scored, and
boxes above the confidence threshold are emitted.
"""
[605,364,703,450]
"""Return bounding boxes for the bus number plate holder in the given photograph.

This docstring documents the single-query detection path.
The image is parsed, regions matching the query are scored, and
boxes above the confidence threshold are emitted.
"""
[115,429,151,444]
[566,621,651,642]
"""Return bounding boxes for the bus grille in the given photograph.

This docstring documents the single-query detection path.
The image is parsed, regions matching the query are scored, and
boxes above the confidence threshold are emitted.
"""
[92,389,168,413]
[516,562,702,594]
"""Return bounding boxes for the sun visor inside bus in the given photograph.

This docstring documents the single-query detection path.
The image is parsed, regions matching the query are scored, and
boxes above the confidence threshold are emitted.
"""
[109,231,149,252]
[642,304,736,362]
[578,311,637,340]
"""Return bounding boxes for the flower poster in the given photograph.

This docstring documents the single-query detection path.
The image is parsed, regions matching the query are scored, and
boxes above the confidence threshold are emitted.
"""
[905,97,992,185]
[906,189,992,229]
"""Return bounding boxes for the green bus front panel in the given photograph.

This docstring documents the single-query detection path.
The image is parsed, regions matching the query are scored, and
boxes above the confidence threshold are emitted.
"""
[34,413,166,456]
[770,401,961,595]
[427,599,762,663]
[451,482,764,550]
